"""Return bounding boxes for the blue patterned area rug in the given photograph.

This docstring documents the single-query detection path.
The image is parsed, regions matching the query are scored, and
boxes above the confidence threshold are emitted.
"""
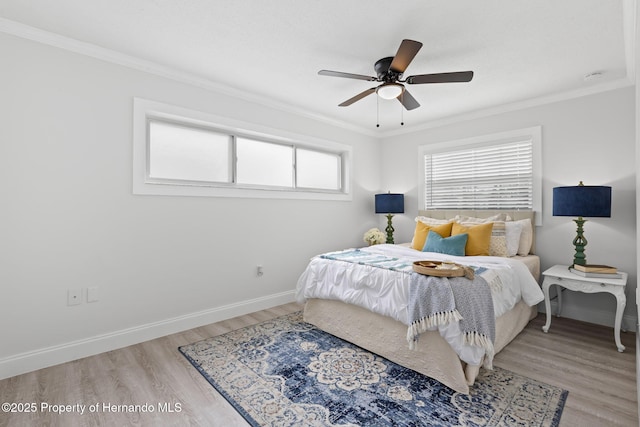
[179,312,567,426]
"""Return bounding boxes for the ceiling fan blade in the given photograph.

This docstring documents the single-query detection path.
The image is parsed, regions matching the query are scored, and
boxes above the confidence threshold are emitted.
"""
[389,39,423,74]
[406,71,474,84]
[397,89,420,110]
[318,70,377,81]
[339,88,376,106]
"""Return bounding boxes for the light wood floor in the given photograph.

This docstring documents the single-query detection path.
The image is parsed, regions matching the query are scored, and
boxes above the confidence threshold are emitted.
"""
[0,303,637,426]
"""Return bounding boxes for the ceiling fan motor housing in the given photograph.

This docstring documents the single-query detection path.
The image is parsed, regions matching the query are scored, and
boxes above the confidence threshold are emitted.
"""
[374,57,399,81]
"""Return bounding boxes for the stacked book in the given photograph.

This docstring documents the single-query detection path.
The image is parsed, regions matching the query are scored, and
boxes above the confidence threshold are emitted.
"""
[570,264,622,279]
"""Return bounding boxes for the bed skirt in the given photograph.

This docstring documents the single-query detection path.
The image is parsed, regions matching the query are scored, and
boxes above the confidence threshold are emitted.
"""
[303,298,536,394]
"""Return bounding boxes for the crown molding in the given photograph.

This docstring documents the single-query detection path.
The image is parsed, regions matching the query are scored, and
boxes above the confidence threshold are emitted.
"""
[1,15,633,141]
[379,77,634,138]
[0,18,377,138]
[381,2,637,138]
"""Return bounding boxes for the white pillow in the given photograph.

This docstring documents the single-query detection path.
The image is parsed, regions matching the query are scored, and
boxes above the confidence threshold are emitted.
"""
[454,213,512,223]
[415,216,451,225]
[505,221,523,257]
[514,218,533,255]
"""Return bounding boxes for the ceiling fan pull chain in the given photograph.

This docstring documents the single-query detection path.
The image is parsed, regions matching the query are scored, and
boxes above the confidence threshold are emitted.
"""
[376,95,380,128]
[400,92,404,126]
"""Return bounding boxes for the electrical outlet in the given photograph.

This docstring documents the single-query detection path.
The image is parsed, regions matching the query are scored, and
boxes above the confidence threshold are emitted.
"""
[87,287,98,303]
[67,289,81,306]
[257,265,264,277]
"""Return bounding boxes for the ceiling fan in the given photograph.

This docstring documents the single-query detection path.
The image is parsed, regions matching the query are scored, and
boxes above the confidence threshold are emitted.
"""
[318,39,474,111]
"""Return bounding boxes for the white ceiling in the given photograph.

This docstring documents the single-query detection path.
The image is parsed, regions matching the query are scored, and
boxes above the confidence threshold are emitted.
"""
[0,0,634,136]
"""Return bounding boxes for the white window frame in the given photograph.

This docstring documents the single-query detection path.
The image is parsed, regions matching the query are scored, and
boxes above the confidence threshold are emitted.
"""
[418,126,542,225]
[133,98,351,200]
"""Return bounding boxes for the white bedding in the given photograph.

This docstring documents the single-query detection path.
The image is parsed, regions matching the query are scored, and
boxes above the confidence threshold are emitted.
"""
[296,244,544,366]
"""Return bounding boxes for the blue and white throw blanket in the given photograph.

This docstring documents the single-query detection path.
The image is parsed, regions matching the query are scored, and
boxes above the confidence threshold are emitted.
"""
[320,249,414,273]
[407,273,496,367]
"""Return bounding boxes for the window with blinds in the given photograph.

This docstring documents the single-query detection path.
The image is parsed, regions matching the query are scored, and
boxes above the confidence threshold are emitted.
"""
[421,127,541,213]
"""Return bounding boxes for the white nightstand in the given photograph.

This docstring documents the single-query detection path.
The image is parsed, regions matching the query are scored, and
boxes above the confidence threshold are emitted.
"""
[541,264,628,352]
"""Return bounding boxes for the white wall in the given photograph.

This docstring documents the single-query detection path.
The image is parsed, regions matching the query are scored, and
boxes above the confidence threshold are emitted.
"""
[381,87,637,330]
[635,0,639,418]
[0,33,382,378]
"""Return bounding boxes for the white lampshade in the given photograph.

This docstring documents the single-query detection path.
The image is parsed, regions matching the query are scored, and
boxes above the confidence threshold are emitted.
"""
[376,83,404,100]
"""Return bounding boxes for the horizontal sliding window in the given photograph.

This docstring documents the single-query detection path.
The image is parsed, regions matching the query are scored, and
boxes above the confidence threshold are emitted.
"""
[419,127,542,223]
[133,98,351,200]
[296,148,341,191]
[148,120,231,183]
[236,137,293,188]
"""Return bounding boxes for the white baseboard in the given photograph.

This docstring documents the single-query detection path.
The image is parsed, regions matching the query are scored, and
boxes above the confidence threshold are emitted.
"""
[0,290,296,381]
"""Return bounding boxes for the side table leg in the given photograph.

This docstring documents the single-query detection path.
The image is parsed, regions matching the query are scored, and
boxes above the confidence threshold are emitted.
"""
[556,286,562,317]
[614,292,627,352]
[542,281,552,333]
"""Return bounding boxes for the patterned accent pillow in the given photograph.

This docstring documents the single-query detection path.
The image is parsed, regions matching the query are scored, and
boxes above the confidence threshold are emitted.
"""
[489,235,509,257]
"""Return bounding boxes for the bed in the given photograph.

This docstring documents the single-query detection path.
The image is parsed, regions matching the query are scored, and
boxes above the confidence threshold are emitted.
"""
[296,210,544,394]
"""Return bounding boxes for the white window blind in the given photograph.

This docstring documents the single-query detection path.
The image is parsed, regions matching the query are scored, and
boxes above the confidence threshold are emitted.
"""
[424,140,533,210]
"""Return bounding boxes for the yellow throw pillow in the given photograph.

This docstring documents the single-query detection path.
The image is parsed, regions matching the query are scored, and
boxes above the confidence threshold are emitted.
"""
[458,220,509,257]
[411,222,453,250]
[451,222,494,256]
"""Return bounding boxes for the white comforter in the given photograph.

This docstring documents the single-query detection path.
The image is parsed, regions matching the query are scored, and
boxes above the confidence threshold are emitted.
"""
[296,244,544,366]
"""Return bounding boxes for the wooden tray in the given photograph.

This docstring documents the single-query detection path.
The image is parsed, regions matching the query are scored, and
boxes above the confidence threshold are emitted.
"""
[412,260,466,277]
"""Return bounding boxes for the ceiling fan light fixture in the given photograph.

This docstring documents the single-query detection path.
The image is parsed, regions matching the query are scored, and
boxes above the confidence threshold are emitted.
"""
[376,83,404,100]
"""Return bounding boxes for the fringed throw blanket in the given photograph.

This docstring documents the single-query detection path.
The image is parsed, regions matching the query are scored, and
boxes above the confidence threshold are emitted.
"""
[407,273,496,368]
